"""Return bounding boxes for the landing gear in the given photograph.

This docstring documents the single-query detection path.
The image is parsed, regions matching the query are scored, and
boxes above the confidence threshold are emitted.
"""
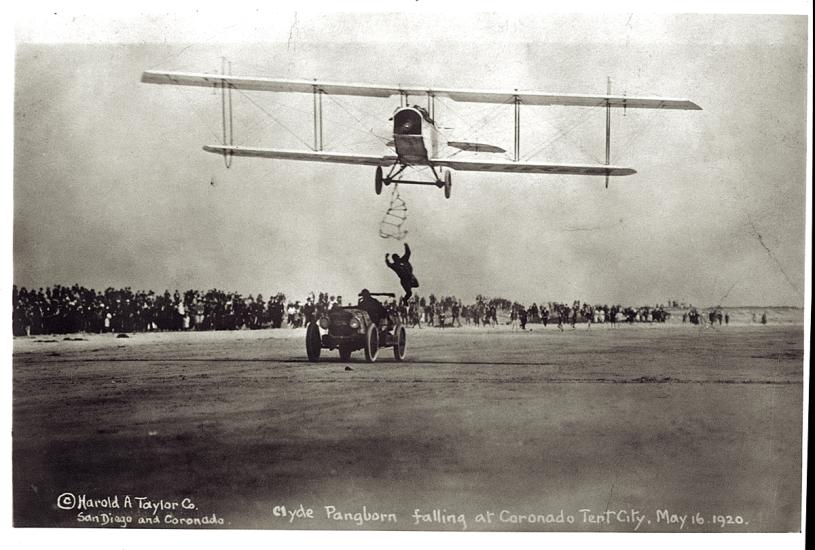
[373,164,452,199]
[431,168,452,198]
[443,169,452,199]
[375,166,383,195]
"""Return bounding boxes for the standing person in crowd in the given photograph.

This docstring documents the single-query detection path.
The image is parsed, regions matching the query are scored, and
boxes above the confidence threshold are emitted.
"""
[407,300,421,328]
[436,304,446,328]
[518,305,528,330]
[303,298,315,326]
[557,305,566,331]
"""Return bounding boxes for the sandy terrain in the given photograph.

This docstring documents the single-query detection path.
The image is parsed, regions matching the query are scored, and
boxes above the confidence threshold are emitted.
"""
[12,323,804,532]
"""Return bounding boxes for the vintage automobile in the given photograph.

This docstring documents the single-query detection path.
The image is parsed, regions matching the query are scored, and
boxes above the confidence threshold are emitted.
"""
[305,291,407,362]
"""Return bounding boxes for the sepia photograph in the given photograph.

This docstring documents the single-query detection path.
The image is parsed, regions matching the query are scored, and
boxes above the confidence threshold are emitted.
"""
[5,2,810,548]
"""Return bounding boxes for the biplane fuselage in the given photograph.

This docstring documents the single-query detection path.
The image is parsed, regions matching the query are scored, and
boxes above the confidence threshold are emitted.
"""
[392,107,439,165]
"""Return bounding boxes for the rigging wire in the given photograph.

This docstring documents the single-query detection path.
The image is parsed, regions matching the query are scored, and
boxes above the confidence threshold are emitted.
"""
[232,92,390,150]
[530,110,603,164]
[439,97,513,149]
[232,86,314,150]
[321,93,393,149]
[521,112,598,163]
[218,76,392,153]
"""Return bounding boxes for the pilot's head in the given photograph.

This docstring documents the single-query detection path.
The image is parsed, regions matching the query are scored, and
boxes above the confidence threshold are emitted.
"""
[358,289,371,299]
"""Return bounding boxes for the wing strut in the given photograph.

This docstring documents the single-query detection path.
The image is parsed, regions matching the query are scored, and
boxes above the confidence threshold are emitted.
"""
[312,83,324,151]
[221,59,234,168]
[514,95,521,162]
[605,77,611,188]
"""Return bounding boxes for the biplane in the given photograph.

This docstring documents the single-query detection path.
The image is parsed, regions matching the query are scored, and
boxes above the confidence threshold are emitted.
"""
[141,70,700,198]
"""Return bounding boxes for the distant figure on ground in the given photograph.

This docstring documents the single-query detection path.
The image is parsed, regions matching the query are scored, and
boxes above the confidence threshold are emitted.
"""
[408,301,422,328]
[386,243,419,304]
[761,312,767,325]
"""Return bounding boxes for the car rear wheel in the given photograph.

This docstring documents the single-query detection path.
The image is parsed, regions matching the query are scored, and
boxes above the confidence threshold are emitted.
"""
[393,325,407,361]
[363,323,379,363]
[339,346,352,361]
[305,322,321,362]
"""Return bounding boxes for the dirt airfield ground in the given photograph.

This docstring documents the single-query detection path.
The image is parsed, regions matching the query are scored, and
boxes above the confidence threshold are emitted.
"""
[12,321,804,532]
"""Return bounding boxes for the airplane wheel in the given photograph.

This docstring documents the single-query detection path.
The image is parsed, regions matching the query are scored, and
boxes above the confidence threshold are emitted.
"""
[305,322,321,362]
[375,166,383,195]
[363,323,379,363]
[443,170,452,199]
[339,346,352,361]
[393,325,407,361]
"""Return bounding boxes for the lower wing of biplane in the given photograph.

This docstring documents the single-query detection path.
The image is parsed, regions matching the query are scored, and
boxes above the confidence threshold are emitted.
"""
[202,144,636,198]
[143,70,700,198]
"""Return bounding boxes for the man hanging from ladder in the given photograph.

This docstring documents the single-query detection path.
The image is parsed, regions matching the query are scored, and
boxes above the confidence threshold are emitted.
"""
[386,243,419,305]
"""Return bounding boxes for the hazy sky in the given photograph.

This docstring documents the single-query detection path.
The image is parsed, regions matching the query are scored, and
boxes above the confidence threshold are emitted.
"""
[11,9,810,306]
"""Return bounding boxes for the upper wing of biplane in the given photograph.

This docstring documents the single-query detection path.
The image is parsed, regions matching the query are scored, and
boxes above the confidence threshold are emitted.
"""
[141,71,701,110]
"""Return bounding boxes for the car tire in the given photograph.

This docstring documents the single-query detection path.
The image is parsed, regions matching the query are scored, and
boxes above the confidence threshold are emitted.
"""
[339,346,352,361]
[393,325,407,361]
[364,323,379,363]
[305,322,321,362]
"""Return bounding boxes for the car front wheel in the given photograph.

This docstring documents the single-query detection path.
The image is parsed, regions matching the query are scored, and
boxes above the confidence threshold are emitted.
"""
[305,322,321,362]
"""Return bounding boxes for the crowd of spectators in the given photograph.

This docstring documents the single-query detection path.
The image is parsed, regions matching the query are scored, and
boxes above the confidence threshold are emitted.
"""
[12,284,294,336]
[12,284,738,336]
[394,295,674,329]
